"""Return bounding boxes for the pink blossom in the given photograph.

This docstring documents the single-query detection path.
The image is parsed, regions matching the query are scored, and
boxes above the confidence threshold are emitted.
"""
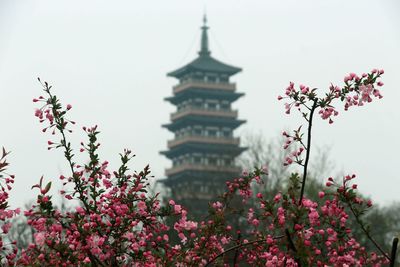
[34,232,46,246]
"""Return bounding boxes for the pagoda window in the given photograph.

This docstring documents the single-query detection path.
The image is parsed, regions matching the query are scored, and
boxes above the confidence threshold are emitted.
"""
[200,185,207,193]
[208,157,218,166]
[177,102,184,110]
[220,101,230,111]
[193,155,202,164]
[205,73,217,82]
[206,128,218,137]
[184,127,191,136]
[180,74,190,83]
[193,126,203,136]
[177,103,185,111]
[181,131,186,138]
[222,129,232,137]
[220,75,229,82]
[220,158,226,166]
[208,76,216,82]
[184,154,191,164]
[206,100,218,110]
[194,72,203,81]
[193,98,203,108]
[217,158,223,166]
[177,128,187,138]
[194,129,202,136]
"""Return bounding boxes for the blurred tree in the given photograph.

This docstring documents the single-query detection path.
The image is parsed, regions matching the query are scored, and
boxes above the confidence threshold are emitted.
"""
[8,198,72,251]
[8,203,34,250]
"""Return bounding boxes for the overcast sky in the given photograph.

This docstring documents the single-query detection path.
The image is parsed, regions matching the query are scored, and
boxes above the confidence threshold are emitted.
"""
[1,0,399,208]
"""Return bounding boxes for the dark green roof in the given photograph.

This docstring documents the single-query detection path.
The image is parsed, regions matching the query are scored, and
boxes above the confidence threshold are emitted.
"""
[168,15,241,79]
[167,55,242,78]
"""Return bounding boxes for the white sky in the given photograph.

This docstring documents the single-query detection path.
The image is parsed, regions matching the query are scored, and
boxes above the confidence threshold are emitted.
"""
[1,0,399,208]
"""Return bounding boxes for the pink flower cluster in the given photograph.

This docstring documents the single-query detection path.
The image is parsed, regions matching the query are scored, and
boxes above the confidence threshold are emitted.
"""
[278,69,384,124]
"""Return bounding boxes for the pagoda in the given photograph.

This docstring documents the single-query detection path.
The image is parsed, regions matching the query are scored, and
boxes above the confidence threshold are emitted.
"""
[161,16,246,212]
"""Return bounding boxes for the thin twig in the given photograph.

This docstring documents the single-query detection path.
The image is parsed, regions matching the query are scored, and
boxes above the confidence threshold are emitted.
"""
[298,140,307,150]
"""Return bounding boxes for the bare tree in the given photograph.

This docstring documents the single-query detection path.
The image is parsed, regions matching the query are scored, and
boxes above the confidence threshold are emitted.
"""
[237,130,298,195]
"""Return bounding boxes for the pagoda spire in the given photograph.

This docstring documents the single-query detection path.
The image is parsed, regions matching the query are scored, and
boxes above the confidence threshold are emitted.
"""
[199,14,211,57]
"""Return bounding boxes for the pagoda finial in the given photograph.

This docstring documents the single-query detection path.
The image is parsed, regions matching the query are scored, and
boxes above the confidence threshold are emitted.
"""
[199,14,211,57]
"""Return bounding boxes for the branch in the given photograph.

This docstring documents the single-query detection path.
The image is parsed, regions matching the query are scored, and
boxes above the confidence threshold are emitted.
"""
[285,229,302,267]
[390,237,398,267]
[233,232,241,266]
[347,201,390,261]
[299,100,317,205]
[204,235,285,266]
[285,229,297,253]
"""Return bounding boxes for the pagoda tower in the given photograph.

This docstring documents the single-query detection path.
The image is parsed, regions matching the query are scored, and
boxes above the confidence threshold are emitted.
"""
[161,16,246,212]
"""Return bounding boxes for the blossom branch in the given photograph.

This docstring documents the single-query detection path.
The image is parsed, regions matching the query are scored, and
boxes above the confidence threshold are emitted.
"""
[37,79,91,212]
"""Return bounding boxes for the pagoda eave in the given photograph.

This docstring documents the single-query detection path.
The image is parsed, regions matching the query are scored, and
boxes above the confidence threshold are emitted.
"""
[162,119,246,132]
[165,91,244,105]
[161,144,246,159]
[167,136,240,149]
[164,164,242,178]
[167,56,242,79]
